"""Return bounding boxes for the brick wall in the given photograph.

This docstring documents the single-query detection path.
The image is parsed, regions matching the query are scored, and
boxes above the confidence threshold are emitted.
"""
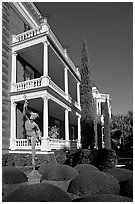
[2,3,31,150]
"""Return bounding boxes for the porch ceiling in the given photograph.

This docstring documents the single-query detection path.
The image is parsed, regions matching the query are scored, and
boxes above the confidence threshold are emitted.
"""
[18,43,43,74]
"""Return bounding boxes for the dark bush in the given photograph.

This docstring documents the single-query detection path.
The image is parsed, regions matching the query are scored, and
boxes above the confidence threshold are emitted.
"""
[107,168,133,198]
[2,153,56,168]
[38,163,79,181]
[67,170,120,198]
[3,183,71,202]
[107,168,133,182]
[2,167,28,184]
[73,194,133,202]
[65,148,117,171]
[94,148,117,171]
[74,164,99,174]
[54,149,68,164]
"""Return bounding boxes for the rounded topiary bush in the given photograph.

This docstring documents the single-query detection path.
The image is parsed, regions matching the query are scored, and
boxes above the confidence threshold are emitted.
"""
[2,167,28,184]
[67,170,120,198]
[74,164,99,174]
[73,194,133,202]
[107,167,133,198]
[38,163,79,181]
[3,183,71,202]
[107,168,133,183]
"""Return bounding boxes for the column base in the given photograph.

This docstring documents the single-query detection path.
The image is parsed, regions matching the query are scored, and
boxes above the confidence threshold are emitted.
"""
[41,137,51,151]
[77,141,81,149]
[9,139,16,150]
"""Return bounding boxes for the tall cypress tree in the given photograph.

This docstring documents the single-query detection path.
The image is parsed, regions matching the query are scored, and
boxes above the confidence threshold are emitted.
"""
[80,40,94,149]
[103,98,111,149]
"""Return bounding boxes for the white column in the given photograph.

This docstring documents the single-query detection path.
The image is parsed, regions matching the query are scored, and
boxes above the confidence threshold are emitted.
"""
[41,94,51,151]
[65,109,70,148]
[11,51,17,92]
[77,82,81,106]
[10,102,17,150]
[43,40,48,76]
[64,66,68,95]
[77,114,81,148]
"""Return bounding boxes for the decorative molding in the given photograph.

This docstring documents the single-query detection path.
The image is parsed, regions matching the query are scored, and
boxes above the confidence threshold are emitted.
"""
[13,2,39,28]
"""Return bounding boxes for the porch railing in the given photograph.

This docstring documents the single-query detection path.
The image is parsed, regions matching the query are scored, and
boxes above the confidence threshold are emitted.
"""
[15,139,41,150]
[49,138,67,150]
[13,77,72,103]
[16,78,42,91]
[14,138,67,150]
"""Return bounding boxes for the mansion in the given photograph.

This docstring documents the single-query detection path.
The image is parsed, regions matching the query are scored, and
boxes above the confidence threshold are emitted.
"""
[2,2,111,154]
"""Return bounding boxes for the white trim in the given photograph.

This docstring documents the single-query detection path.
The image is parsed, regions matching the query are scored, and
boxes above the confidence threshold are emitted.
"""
[9,150,54,154]
[47,92,71,111]
[13,2,39,28]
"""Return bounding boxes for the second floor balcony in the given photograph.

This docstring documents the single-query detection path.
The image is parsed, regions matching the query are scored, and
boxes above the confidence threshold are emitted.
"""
[11,21,81,110]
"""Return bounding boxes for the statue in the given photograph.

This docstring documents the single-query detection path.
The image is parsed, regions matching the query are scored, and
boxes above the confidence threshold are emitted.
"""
[23,100,42,170]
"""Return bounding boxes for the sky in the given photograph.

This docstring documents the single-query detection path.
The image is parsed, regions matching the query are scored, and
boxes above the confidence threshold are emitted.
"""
[35,2,133,115]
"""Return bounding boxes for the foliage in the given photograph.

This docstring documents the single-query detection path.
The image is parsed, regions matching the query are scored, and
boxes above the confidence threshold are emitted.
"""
[65,148,117,171]
[110,111,133,150]
[80,40,94,149]
[3,183,71,202]
[38,163,79,181]
[73,194,133,202]
[67,171,120,197]
[2,153,56,168]
[2,167,28,184]
[106,168,133,198]
[103,98,111,149]
[74,164,99,174]
[48,125,59,139]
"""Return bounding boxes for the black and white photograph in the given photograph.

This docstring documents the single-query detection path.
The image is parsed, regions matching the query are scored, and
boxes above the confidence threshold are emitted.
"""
[2,1,133,202]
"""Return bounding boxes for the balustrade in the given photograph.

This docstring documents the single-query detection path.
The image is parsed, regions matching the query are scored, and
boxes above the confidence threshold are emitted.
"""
[12,27,42,44]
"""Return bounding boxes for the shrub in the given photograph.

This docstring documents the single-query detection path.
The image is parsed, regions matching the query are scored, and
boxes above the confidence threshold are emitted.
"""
[3,183,71,202]
[54,149,68,164]
[65,148,117,171]
[107,168,133,198]
[2,153,56,168]
[107,168,133,182]
[38,163,79,181]
[67,170,120,198]
[73,194,133,202]
[74,164,99,174]
[2,167,28,184]
[94,148,117,171]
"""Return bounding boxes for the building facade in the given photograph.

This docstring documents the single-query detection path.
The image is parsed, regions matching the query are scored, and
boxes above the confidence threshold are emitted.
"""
[2,2,81,153]
[2,2,111,154]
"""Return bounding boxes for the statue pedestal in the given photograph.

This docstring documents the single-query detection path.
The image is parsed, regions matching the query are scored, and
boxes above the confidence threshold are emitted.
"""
[27,170,42,185]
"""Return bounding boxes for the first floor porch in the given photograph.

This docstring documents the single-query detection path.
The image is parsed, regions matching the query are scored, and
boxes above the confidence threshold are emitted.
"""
[10,90,81,153]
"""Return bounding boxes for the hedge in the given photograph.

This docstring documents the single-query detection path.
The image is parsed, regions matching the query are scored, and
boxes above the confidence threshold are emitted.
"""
[2,167,28,184]
[2,153,56,168]
[38,163,79,181]
[3,183,72,202]
[73,194,133,202]
[67,170,120,197]
[74,164,99,174]
[107,168,133,198]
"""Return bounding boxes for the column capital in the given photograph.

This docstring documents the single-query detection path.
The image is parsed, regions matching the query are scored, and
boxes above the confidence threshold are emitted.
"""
[11,101,17,107]
[65,108,71,113]
[77,81,81,85]
[42,39,49,45]
[64,66,69,70]
[42,93,50,101]
[12,51,18,56]
[76,112,81,119]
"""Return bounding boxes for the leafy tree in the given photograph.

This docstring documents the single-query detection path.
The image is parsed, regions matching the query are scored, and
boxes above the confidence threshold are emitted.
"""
[110,111,133,150]
[103,98,111,149]
[80,40,94,149]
